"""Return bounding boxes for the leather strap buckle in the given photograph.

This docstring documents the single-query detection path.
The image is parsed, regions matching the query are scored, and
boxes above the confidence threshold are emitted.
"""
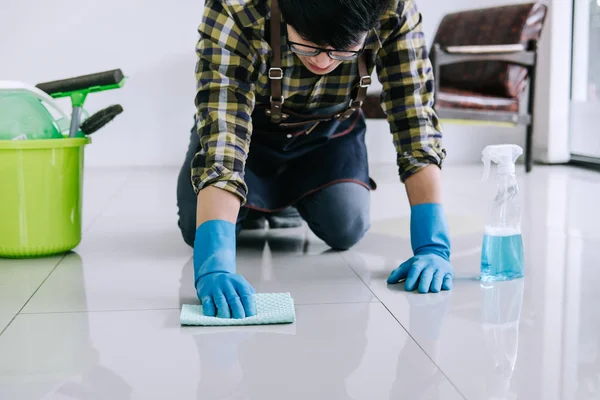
[359,76,372,88]
[270,96,284,105]
[264,108,288,120]
[340,107,356,120]
[268,68,283,79]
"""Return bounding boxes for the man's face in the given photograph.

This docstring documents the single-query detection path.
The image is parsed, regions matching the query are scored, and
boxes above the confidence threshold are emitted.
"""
[286,26,365,75]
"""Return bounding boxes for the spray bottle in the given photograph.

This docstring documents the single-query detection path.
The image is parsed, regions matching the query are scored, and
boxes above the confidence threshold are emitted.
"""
[480,145,524,281]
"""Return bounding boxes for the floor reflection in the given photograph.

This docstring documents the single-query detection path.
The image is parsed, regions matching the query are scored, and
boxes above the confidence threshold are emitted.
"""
[1,252,133,400]
[480,280,524,400]
[191,304,371,399]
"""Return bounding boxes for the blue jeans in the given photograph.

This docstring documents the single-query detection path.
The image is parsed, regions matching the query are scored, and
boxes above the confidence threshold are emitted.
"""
[176,126,371,250]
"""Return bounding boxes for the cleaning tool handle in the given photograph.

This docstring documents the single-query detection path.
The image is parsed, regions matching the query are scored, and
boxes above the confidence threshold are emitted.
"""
[68,107,83,138]
[35,69,125,97]
[0,80,71,124]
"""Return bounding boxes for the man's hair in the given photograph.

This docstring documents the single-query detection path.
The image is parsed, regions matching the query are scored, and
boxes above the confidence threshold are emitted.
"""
[279,0,389,49]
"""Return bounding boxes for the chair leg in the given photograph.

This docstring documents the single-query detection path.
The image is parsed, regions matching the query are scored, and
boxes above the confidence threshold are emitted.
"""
[525,124,533,173]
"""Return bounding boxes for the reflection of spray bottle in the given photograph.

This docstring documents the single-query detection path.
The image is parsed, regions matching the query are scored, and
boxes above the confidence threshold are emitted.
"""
[481,145,524,282]
[481,280,524,400]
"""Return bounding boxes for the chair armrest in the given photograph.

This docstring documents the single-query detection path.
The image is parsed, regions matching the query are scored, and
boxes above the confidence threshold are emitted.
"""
[443,44,526,54]
[432,43,536,68]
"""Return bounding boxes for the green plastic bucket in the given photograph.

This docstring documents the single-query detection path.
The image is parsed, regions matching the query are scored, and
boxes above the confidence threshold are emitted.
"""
[0,137,91,258]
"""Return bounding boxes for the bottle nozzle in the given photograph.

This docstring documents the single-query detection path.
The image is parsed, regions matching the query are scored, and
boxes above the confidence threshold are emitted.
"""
[481,145,523,179]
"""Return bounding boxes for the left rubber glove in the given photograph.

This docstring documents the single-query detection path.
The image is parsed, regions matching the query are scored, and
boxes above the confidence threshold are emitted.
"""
[387,203,453,293]
[194,220,256,319]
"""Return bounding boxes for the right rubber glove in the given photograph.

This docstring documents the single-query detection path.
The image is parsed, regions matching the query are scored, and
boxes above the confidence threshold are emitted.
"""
[387,203,453,293]
[194,219,256,319]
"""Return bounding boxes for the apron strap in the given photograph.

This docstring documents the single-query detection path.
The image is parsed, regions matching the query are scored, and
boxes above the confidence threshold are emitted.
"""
[269,0,285,123]
[268,0,371,124]
[338,53,371,120]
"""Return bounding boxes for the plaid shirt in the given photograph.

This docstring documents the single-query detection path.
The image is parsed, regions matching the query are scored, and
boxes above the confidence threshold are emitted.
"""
[191,0,446,204]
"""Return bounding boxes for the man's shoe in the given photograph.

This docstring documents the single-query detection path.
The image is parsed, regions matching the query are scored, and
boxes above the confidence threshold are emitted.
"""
[241,216,267,230]
[241,209,267,230]
[267,207,303,229]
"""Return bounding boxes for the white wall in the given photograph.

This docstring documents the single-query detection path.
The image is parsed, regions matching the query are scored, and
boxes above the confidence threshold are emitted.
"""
[530,0,572,164]
[0,0,564,168]
[570,0,600,160]
[0,0,202,168]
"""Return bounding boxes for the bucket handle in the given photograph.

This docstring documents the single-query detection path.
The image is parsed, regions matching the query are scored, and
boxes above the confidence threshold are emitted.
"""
[0,80,72,125]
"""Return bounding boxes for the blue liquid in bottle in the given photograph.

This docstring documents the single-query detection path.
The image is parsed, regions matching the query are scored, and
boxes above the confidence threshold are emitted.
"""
[480,233,524,282]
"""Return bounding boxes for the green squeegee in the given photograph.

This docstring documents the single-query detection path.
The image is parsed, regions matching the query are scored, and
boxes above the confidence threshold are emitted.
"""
[36,69,126,137]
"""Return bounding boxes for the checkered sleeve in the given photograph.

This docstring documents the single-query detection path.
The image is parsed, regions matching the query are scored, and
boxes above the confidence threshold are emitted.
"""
[191,0,258,204]
[375,0,446,182]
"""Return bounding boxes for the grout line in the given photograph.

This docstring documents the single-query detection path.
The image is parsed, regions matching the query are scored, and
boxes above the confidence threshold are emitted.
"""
[337,251,469,400]
[81,172,134,234]
[19,307,182,316]
[18,300,381,316]
[0,253,68,337]
[287,300,380,306]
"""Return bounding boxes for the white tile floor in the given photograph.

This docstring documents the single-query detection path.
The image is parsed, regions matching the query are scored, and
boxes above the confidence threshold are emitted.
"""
[1,163,599,399]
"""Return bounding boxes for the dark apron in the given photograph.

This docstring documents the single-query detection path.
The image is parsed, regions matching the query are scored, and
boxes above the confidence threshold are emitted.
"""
[243,0,376,212]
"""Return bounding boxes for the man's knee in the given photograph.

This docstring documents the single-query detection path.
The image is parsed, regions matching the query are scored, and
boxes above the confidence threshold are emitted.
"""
[322,211,370,250]
[301,182,371,250]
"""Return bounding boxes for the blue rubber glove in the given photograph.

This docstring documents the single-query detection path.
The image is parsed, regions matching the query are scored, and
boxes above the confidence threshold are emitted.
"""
[387,203,453,293]
[194,220,256,319]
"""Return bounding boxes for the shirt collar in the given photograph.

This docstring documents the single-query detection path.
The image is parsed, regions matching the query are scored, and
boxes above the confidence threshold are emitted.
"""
[364,28,382,51]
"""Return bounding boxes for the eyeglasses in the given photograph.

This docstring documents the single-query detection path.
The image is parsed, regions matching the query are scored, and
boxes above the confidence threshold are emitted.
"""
[286,39,363,61]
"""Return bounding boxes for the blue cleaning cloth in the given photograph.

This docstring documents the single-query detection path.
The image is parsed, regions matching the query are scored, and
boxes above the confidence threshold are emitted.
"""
[180,293,296,326]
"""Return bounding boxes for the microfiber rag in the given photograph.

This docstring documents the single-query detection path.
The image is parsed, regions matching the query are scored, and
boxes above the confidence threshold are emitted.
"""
[180,293,296,326]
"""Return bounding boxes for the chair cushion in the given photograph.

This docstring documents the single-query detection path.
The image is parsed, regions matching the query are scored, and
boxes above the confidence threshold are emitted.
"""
[361,89,518,120]
[436,87,519,112]
[433,2,547,99]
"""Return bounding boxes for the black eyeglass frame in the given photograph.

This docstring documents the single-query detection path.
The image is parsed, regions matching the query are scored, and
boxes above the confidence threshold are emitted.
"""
[286,39,365,61]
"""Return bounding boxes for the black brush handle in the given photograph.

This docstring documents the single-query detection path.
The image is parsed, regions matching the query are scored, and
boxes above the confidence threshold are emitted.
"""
[80,104,124,135]
[36,69,124,95]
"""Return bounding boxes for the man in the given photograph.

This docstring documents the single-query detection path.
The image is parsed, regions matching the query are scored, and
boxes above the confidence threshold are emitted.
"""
[177,0,453,319]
